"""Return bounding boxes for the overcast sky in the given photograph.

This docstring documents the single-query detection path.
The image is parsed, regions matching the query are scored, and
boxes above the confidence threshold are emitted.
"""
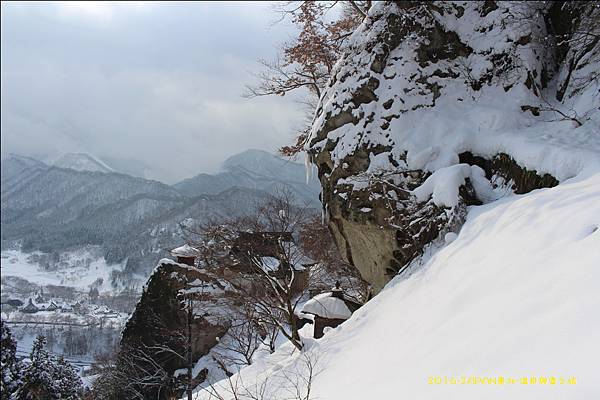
[1,1,305,183]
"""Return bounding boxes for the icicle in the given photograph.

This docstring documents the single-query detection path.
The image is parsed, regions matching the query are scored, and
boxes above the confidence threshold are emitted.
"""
[321,203,329,225]
[304,151,313,184]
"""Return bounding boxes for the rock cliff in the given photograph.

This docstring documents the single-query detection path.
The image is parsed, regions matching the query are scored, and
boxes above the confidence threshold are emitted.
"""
[118,259,233,399]
[307,1,599,291]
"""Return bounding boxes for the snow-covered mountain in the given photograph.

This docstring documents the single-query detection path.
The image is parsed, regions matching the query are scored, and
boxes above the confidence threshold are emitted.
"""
[174,149,320,206]
[222,149,311,183]
[1,149,319,276]
[99,156,157,180]
[0,154,49,196]
[52,152,115,173]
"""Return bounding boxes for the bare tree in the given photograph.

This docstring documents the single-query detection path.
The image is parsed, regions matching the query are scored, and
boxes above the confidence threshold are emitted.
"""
[299,216,370,301]
[212,305,263,369]
[550,2,600,101]
[189,189,313,351]
[205,373,269,400]
[117,344,175,399]
[245,1,368,157]
[91,344,174,400]
[203,352,319,400]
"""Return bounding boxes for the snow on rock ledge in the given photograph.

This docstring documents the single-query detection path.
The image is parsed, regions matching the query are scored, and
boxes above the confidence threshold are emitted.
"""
[302,292,352,320]
[412,164,472,207]
[306,1,600,292]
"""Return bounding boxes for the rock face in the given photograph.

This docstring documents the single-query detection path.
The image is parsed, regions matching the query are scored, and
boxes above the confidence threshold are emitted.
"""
[307,1,597,291]
[119,259,232,399]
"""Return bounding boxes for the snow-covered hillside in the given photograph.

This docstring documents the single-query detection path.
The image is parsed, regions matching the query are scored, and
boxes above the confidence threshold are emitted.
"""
[0,153,48,195]
[197,172,600,399]
[1,149,319,276]
[53,153,115,173]
[0,248,139,293]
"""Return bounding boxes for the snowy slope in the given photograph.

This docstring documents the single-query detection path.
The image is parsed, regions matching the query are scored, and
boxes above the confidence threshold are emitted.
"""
[0,249,137,293]
[53,152,115,173]
[0,154,48,197]
[197,172,600,399]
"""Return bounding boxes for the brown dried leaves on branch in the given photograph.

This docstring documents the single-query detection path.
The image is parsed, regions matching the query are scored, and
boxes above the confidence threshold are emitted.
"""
[245,1,367,156]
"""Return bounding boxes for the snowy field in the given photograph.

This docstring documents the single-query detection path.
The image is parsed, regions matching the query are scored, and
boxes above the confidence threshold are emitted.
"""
[1,248,134,377]
[0,248,141,293]
[194,172,600,400]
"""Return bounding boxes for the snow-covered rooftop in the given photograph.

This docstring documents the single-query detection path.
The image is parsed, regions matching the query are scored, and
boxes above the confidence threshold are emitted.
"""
[171,244,200,258]
[260,256,280,272]
[302,292,352,319]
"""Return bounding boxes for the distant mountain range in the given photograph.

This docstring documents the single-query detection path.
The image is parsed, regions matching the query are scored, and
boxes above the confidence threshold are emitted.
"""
[174,149,318,205]
[52,153,115,173]
[0,150,320,275]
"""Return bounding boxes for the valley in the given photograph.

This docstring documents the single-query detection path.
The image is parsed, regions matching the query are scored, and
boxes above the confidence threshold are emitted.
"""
[0,149,320,372]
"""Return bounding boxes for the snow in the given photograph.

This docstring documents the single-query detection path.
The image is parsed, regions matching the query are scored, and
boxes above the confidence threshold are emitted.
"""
[260,256,280,272]
[302,292,352,320]
[0,249,135,293]
[308,2,600,201]
[304,151,314,184]
[444,232,458,244]
[193,172,600,399]
[52,153,115,174]
[170,243,199,257]
[412,164,472,207]
[411,164,510,208]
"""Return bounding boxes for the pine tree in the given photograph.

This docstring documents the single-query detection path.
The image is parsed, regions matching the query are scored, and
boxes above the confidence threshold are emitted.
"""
[16,335,58,400]
[54,356,83,400]
[16,335,84,400]
[1,320,23,400]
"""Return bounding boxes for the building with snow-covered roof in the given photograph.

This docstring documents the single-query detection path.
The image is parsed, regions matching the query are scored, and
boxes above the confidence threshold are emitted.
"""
[301,282,362,339]
[231,231,310,295]
[170,244,200,266]
[3,299,24,308]
[20,298,40,314]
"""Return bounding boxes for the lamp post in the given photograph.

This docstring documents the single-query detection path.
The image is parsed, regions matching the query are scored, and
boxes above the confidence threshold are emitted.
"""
[186,296,193,400]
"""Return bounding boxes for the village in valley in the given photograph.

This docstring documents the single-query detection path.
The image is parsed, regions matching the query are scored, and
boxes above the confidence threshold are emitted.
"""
[0,252,137,375]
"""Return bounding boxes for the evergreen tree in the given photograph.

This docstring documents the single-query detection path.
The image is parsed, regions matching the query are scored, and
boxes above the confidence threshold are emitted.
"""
[16,335,84,400]
[1,320,23,400]
[16,335,58,400]
[54,356,83,400]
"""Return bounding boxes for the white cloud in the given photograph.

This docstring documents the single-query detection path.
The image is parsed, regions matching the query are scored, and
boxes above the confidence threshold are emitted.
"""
[53,1,156,22]
[0,1,304,183]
